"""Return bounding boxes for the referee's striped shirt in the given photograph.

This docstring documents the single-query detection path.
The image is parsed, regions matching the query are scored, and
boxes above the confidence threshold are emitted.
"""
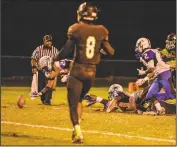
[31,45,59,64]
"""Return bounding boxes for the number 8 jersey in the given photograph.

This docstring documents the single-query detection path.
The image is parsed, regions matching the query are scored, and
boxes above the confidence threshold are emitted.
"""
[67,23,114,65]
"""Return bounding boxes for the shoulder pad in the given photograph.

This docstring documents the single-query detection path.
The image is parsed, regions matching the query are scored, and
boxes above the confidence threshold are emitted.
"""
[67,23,80,35]
[99,25,109,35]
[142,49,156,61]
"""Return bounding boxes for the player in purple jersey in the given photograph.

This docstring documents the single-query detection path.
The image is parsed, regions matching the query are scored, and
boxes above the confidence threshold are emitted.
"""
[32,58,73,98]
[135,37,175,115]
[84,84,138,113]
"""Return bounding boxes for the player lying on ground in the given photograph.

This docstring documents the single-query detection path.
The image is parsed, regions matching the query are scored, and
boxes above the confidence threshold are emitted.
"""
[31,56,73,97]
[85,82,176,115]
[84,84,137,113]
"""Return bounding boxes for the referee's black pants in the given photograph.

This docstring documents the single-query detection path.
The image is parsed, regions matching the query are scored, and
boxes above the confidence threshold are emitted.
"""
[38,70,53,103]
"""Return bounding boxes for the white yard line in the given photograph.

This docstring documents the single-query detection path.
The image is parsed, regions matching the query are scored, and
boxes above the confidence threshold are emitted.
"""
[1,121,175,143]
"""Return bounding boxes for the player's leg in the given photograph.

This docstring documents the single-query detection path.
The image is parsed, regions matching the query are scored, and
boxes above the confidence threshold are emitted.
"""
[79,79,94,123]
[140,80,163,113]
[85,94,108,108]
[106,97,121,113]
[67,76,83,143]
[38,70,46,103]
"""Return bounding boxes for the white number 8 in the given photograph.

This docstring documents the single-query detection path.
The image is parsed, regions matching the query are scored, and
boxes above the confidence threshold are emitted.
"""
[86,36,96,59]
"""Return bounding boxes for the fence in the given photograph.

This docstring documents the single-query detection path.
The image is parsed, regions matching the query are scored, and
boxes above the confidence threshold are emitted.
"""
[2,56,141,86]
[1,55,141,77]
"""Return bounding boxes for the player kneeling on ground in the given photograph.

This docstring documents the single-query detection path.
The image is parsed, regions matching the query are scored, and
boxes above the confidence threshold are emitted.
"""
[31,56,73,98]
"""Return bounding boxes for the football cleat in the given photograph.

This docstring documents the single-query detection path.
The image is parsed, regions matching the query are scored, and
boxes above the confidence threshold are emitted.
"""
[86,100,96,107]
[29,91,40,99]
[71,129,84,143]
[155,107,166,115]
[72,135,84,144]
[84,94,96,107]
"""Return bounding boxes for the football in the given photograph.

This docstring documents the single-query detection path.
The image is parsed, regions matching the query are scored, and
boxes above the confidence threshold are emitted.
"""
[17,95,25,109]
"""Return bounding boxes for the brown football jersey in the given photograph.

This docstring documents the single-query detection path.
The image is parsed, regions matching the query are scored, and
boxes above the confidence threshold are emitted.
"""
[68,23,109,65]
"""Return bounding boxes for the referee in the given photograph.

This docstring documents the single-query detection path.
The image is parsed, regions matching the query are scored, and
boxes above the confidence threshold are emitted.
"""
[31,35,59,105]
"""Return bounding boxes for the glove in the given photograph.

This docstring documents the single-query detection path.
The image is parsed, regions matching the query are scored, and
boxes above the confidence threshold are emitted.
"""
[61,74,69,83]
[137,67,146,75]
[100,49,107,55]
[136,77,149,87]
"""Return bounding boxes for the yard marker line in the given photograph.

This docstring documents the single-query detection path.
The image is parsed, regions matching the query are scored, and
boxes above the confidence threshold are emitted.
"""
[1,121,175,143]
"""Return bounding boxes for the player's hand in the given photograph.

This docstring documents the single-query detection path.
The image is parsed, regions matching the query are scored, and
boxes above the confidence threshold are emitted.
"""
[100,49,107,55]
[135,77,149,87]
[61,75,69,83]
[137,67,146,75]
[32,68,37,74]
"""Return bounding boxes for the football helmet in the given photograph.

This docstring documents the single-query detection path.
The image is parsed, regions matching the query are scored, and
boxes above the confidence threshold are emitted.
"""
[38,56,53,77]
[108,84,123,100]
[38,56,52,70]
[135,37,151,53]
[135,47,142,59]
[77,2,99,22]
[166,33,176,51]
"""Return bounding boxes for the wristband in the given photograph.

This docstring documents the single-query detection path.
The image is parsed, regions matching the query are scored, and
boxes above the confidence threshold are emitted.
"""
[48,77,55,80]
[32,65,37,69]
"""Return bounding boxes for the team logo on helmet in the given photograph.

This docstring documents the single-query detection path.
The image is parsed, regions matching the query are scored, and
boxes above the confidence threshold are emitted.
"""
[136,37,151,53]
[166,33,176,50]
[77,2,99,22]
[108,84,123,100]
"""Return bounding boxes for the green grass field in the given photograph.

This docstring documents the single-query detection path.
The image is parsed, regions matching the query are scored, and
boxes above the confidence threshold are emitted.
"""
[1,87,176,146]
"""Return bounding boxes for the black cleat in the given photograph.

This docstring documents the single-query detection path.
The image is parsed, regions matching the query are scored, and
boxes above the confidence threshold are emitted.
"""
[42,100,51,105]
[86,100,96,107]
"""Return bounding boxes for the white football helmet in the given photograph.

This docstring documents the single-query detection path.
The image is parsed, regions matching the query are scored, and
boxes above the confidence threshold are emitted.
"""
[108,84,123,100]
[38,56,52,71]
[108,84,123,93]
[136,37,151,53]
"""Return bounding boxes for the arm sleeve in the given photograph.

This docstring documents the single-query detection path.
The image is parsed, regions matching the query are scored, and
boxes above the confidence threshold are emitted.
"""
[102,41,115,56]
[147,59,155,68]
[155,50,170,68]
[100,25,115,56]
[101,25,114,56]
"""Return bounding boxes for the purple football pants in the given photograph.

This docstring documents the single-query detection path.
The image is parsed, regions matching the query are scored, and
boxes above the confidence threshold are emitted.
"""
[143,70,175,102]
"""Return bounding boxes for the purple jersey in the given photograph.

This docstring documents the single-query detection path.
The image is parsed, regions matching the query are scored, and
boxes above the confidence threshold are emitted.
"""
[55,59,72,70]
[110,91,130,103]
[59,59,72,70]
[142,49,156,62]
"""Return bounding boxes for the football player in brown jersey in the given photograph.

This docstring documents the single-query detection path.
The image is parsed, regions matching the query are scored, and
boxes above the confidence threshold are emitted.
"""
[54,2,115,143]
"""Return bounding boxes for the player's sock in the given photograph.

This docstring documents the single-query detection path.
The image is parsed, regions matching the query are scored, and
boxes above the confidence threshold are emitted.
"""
[96,96,103,102]
[40,86,50,95]
[100,99,108,105]
[74,125,82,137]
[154,102,162,111]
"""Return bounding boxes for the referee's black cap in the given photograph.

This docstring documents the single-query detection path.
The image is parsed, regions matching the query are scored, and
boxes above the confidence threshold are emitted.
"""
[43,35,52,42]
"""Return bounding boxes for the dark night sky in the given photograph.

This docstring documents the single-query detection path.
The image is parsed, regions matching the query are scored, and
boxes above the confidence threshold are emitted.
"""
[2,0,176,60]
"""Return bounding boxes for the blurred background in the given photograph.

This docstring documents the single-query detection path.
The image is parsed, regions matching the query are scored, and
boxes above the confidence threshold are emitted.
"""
[1,0,176,85]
